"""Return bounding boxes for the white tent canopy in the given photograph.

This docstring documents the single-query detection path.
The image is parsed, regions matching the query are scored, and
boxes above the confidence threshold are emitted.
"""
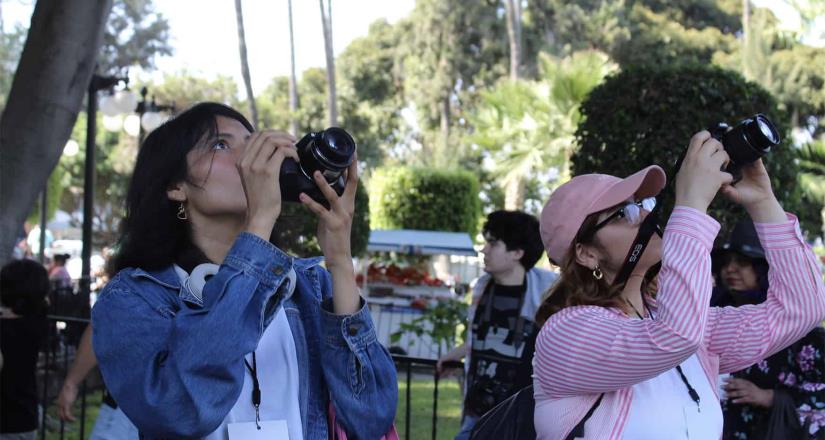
[367,229,477,256]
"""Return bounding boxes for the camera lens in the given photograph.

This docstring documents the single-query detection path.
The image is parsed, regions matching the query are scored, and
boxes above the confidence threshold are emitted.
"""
[721,114,779,166]
[317,127,356,168]
[297,127,356,183]
[755,115,778,144]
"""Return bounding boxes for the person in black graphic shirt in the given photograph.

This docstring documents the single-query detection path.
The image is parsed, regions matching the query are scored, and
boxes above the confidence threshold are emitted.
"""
[437,211,558,440]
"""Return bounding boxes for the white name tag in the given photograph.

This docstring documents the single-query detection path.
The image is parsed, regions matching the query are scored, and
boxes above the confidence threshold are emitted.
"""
[227,420,290,439]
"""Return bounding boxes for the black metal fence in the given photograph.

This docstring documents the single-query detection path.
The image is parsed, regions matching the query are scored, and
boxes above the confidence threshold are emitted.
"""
[36,316,463,440]
[38,315,93,440]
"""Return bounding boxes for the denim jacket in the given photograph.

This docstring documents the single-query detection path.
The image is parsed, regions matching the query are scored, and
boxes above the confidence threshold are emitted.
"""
[92,233,398,439]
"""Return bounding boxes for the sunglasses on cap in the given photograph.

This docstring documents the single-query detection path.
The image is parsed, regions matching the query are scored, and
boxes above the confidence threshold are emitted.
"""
[579,197,657,242]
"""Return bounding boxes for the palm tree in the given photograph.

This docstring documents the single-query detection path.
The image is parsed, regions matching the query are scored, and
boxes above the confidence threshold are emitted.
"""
[234,0,258,127]
[471,51,617,210]
[504,0,522,80]
[319,0,337,126]
[287,0,299,134]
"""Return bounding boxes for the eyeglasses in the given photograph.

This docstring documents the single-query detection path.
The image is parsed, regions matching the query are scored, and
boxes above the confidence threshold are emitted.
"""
[580,197,657,242]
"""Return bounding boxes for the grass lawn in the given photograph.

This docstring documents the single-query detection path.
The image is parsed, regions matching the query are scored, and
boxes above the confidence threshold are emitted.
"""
[43,390,103,440]
[41,379,464,440]
[396,378,463,440]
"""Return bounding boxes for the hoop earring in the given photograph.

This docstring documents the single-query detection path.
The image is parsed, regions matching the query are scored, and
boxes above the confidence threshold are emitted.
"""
[176,203,187,220]
[592,266,603,280]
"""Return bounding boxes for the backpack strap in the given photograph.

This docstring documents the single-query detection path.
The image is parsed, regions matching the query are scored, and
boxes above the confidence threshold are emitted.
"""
[564,393,604,440]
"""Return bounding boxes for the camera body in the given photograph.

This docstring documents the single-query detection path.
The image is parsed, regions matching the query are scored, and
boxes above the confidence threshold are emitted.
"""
[708,113,780,179]
[465,378,514,416]
[279,127,356,205]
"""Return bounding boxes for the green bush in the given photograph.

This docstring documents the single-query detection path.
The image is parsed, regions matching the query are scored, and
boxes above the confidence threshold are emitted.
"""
[571,63,817,236]
[369,167,481,236]
[272,179,370,257]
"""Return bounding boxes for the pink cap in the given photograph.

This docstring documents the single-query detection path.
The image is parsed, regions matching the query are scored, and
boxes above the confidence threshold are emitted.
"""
[540,165,667,265]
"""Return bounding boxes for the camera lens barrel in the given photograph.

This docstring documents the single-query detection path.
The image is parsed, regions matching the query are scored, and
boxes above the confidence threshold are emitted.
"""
[719,113,780,166]
[297,127,356,182]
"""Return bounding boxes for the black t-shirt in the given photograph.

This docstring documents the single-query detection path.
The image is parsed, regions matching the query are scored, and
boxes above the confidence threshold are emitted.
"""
[466,281,536,416]
[1,314,47,433]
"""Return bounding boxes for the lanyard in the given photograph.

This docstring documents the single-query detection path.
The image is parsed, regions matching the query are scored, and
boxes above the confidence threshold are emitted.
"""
[628,300,702,412]
[243,352,262,429]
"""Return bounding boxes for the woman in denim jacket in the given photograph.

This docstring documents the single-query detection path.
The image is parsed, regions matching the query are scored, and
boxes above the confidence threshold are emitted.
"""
[91,103,397,439]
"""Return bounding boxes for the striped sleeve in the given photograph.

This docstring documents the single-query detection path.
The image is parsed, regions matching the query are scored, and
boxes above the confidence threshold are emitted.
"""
[533,207,719,397]
[705,213,825,374]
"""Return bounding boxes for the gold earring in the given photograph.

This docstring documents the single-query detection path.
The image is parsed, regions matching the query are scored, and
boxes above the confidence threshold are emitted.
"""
[592,266,603,280]
[176,203,187,220]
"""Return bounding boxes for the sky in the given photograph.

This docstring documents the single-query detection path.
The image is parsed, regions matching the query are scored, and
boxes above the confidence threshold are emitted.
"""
[2,0,415,95]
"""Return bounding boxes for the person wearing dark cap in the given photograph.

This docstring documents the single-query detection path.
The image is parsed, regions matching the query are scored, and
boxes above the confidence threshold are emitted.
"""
[711,219,825,439]
[710,220,770,307]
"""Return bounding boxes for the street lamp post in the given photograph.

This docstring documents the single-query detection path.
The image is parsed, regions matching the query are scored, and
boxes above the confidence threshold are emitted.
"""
[135,87,175,145]
[80,73,126,317]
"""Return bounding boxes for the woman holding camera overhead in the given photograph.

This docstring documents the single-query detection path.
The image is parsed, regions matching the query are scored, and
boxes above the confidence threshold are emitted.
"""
[91,102,397,439]
[532,128,825,439]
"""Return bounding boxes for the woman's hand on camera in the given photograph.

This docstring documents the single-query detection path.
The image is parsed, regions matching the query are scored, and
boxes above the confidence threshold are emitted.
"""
[237,130,298,240]
[719,159,786,223]
[674,130,734,213]
[300,156,360,314]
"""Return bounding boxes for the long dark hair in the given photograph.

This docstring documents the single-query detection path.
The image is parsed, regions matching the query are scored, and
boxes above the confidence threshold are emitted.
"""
[112,102,253,273]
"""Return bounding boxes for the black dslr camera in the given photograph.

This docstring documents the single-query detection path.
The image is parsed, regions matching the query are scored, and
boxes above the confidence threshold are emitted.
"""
[279,127,356,205]
[709,114,780,180]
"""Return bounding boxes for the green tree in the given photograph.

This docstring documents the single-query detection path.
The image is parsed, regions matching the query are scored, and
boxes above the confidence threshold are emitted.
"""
[145,71,243,111]
[471,50,617,210]
[399,0,509,166]
[98,0,172,74]
[798,139,825,237]
[0,25,26,112]
[527,0,740,66]
[571,63,816,236]
[336,19,407,169]
[713,7,825,136]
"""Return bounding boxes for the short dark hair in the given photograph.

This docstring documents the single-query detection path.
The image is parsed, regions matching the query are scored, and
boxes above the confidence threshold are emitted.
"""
[113,102,254,273]
[481,210,545,270]
[0,259,49,315]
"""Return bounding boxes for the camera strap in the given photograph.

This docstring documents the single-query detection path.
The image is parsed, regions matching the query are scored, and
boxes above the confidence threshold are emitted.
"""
[611,201,663,288]
[476,275,527,349]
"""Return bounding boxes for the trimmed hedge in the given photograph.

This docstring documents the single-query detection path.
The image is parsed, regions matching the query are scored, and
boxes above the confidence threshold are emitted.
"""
[369,167,481,236]
[272,179,370,257]
[571,63,814,236]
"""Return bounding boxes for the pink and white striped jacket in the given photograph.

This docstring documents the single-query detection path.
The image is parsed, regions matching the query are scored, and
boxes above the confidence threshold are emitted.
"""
[533,207,825,439]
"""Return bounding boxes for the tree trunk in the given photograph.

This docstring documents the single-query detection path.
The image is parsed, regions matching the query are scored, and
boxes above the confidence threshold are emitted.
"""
[287,0,299,135]
[0,0,113,266]
[234,0,258,128]
[504,0,522,80]
[319,0,337,126]
[504,176,526,210]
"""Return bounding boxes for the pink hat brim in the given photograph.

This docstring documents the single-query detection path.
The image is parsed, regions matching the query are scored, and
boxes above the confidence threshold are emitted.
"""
[588,165,667,214]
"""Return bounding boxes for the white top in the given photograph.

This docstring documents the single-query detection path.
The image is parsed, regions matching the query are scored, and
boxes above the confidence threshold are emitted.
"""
[621,354,723,439]
[174,264,303,440]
